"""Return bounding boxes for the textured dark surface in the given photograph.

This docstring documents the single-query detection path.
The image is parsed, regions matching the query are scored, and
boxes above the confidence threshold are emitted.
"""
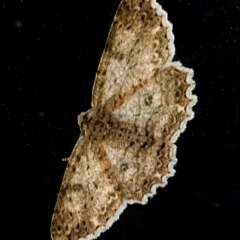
[1,0,240,240]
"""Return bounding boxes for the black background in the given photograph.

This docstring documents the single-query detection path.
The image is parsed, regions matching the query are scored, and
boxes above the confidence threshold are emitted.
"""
[1,0,240,239]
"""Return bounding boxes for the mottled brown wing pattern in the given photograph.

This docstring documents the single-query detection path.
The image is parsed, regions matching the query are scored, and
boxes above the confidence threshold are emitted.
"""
[51,0,197,240]
[91,0,174,111]
[101,63,195,202]
[111,63,193,136]
[51,138,123,240]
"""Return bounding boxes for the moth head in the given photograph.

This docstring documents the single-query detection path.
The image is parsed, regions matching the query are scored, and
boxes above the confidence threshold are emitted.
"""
[78,109,93,135]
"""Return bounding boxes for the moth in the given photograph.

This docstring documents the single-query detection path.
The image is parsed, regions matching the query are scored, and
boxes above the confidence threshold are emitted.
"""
[51,0,197,239]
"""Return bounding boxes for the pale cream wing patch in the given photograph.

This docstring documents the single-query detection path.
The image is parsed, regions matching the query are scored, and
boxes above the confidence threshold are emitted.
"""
[92,0,174,110]
[112,63,196,141]
[101,63,196,202]
[51,137,122,240]
[102,138,173,202]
